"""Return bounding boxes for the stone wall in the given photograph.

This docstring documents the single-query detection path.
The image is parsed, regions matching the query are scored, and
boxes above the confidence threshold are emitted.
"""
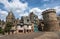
[42,9,59,31]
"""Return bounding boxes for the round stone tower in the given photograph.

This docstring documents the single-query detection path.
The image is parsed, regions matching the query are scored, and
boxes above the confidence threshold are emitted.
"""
[42,9,59,31]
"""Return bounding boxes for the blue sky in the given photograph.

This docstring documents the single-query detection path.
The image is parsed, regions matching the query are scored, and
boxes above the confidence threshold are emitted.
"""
[0,0,60,21]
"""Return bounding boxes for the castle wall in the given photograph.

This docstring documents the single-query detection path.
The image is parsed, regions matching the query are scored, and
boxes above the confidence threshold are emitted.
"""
[42,9,59,31]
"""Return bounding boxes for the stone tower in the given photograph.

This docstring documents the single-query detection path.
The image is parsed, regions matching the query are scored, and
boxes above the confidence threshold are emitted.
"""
[29,12,35,23]
[29,12,39,32]
[29,12,39,25]
[6,11,16,34]
[6,11,15,23]
[42,9,59,31]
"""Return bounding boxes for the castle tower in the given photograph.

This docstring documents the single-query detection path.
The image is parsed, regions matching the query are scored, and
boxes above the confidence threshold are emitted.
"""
[6,11,16,34]
[42,9,59,31]
[29,12,39,32]
[6,11,15,23]
[29,12,39,25]
[29,12,35,23]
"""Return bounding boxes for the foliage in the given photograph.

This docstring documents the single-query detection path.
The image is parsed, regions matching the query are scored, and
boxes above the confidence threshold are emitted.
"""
[4,22,13,32]
[0,27,5,35]
[0,27,3,33]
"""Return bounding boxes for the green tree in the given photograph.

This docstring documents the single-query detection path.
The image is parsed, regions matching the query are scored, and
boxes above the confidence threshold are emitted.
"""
[0,27,3,33]
[0,27,4,35]
[4,22,13,34]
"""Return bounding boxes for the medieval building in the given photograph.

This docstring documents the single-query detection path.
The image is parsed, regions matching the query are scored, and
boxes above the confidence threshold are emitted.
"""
[5,11,39,34]
[6,11,16,34]
[38,19,44,31]
[6,11,15,23]
[42,9,59,31]
[0,9,60,35]
[29,12,39,25]
[16,16,33,34]
[0,20,5,30]
[29,12,39,32]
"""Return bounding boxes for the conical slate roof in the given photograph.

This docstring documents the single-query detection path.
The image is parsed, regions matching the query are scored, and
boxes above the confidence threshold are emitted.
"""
[6,11,15,19]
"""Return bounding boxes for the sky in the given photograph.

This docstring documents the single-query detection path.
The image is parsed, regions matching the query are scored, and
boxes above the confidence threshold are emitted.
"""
[0,0,60,21]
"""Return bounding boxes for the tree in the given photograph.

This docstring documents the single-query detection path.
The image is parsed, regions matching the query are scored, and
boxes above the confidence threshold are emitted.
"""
[4,22,13,34]
[0,27,5,35]
[0,27,3,33]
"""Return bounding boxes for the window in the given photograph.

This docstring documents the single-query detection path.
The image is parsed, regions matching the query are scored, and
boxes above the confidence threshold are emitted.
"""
[34,17,35,19]
[19,30,23,32]
[21,26,23,27]
[27,19,29,22]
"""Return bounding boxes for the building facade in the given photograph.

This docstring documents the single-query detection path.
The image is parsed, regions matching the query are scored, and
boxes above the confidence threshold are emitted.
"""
[5,11,35,34]
[16,16,33,34]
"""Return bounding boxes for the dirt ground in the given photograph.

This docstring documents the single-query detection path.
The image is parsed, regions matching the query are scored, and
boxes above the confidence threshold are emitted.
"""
[0,32,60,39]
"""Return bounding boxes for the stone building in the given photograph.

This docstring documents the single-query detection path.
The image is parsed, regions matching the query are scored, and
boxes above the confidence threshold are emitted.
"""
[21,16,32,33]
[6,11,15,23]
[6,11,16,34]
[38,19,44,31]
[29,12,39,32]
[16,19,24,34]
[42,9,59,31]
[16,16,33,34]
[5,11,35,34]
[0,20,5,30]
[29,12,39,25]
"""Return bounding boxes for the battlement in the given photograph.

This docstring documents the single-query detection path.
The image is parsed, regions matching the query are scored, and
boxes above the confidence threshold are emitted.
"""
[42,9,56,15]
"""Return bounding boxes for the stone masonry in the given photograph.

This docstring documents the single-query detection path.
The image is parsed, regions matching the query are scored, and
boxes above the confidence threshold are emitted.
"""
[42,9,59,31]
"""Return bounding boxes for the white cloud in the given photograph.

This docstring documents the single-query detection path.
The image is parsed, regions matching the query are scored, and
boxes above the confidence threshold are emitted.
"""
[29,6,60,19]
[0,0,28,11]
[0,9,8,21]
[30,8,43,19]
[19,12,28,16]
[0,0,60,20]
[0,9,8,16]
[29,7,52,19]
[0,0,28,20]
[54,6,60,13]
[30,8,42,12]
